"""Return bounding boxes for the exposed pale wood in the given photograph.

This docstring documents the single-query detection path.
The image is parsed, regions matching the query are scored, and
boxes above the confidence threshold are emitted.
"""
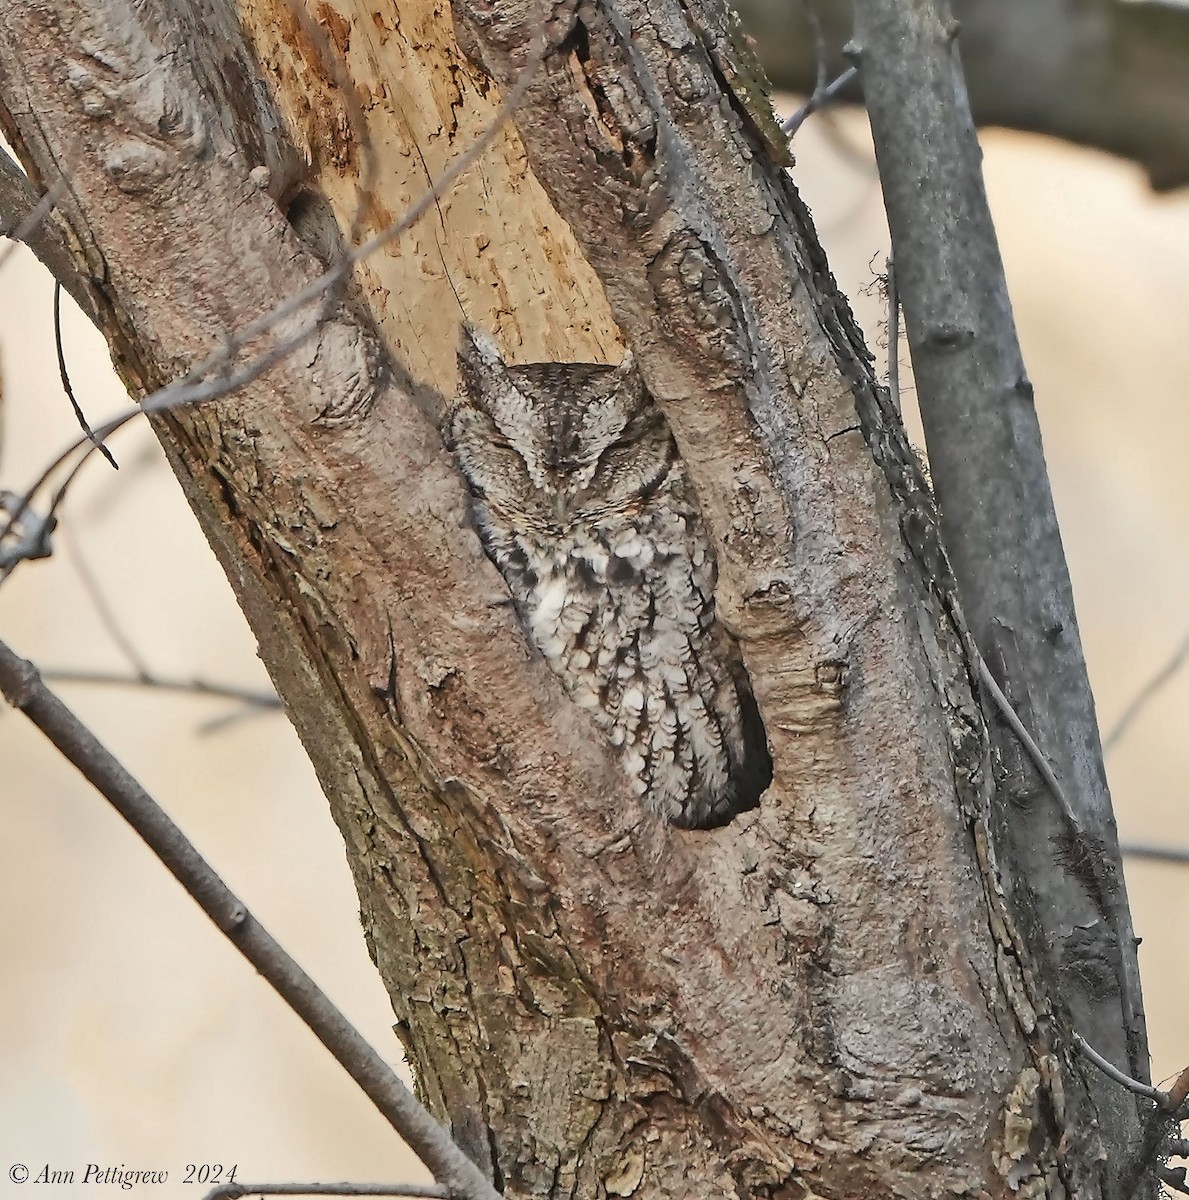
[236,0,620,382]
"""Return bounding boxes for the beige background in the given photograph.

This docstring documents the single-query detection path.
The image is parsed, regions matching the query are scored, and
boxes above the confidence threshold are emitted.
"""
[1,108,1187,1193]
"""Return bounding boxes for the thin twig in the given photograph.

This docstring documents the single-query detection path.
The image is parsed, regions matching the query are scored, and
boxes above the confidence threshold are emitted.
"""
[0,155,100,325]
[1120,844,1189,867]
[0,178,65,272]
[196,705,279,735]
[1168,1067,1189,1112]
[54,281,118,469]
[63,526,152,678]
[781,65,859,138]
[0,489,54,567]
[801,0,829,96]
[882,255,1076,833]
[1071,1033,1172,1108]
[885,255,901,416]
[0,638,503,1200]
[205,1184,448,1200]
[883,257,1076,830]
[1104,631,1189,754]
[0,323,321,583]
[41,668,280,709]
[974,653,1084,834]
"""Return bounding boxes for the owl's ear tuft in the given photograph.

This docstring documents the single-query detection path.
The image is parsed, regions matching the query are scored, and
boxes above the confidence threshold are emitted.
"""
[458,324,507,373]
[607,349,650,410]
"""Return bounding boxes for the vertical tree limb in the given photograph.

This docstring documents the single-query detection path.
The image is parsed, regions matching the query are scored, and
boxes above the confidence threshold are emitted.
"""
[851,0,1149,1189]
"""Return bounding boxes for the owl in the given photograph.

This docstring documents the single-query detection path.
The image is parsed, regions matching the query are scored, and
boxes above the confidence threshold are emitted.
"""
[443,325,771,829]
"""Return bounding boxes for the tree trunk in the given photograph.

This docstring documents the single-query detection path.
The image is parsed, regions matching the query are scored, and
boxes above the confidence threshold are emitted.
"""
[0,0,1151,1196]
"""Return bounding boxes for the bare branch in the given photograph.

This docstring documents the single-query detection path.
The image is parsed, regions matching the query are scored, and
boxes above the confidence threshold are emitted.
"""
[0,489,54,568]
[974,653,1083,834]
[884,256,901,417]
[734,0,1189,190]
[885,288,1089,861]
[0,175,64,272]
[780,65,859,138]
[851,0,1147,1131]
[1105,631,1189,754]
[0,321,322,583]
[1120,844,1189,867]
[1072,1032,1172,1108]
[0,639,503,1200]
[53,281,117,469]
[1168,1068,1189,1113]
[40,668,280,710]
[62,527,153,678]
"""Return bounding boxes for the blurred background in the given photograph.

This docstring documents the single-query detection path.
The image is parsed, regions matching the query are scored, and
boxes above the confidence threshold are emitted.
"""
[1,102,1187,1191]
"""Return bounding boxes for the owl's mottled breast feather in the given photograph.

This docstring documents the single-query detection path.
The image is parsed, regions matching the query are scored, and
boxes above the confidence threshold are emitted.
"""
[444,325,771,828]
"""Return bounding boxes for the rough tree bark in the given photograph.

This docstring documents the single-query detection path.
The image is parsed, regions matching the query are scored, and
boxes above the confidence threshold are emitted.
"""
[0,0,1153,1197]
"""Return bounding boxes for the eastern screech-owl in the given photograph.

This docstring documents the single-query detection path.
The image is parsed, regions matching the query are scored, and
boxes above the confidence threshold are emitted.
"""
[444,326,771,828]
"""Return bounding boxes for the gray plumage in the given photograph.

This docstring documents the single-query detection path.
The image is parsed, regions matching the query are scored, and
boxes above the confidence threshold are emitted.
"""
[444,325,770,828]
